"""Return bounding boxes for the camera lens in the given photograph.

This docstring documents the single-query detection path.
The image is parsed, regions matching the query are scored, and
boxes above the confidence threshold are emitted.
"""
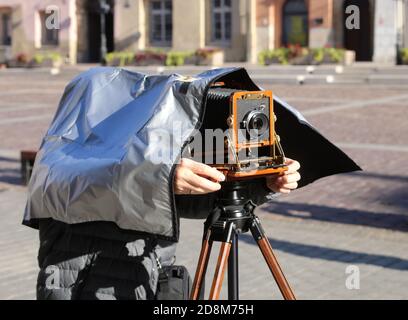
[252,117,264,130]
[244,111,269,139]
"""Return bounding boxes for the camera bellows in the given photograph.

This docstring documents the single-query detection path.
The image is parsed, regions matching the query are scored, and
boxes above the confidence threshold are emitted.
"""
[207,88,239,102]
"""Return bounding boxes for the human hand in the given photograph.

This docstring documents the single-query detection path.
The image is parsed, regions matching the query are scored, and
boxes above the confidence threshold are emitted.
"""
[174,158,225,195]
[266,158,301,194]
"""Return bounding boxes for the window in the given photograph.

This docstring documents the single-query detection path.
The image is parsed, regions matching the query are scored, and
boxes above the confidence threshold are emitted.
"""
[40,10,59,46]
[0,11,12,45]
[150,0,172,46]
[211,0,231,43]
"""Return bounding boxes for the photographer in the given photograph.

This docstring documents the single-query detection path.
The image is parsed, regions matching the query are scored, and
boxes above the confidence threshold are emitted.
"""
[36,156,300,300]
[28,66,355,301]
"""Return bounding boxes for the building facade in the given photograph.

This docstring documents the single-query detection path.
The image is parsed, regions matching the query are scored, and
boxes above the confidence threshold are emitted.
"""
[0,0,407,64]
[0,0,77,63]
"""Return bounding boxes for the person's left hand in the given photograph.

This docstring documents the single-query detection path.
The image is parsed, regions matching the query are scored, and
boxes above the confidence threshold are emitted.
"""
[266,158,301,194]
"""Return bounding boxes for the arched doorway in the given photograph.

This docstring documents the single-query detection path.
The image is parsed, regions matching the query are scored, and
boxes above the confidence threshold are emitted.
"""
[282,0,309,47]
[78,0,114,63]
[343,0,373,61]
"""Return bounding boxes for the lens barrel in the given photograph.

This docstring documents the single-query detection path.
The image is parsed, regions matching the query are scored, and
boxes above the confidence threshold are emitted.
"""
[244,111,269,138]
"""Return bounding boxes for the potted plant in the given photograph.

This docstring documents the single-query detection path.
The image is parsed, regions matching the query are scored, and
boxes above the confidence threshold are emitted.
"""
[400,48,408,65]
[258,48,290,65]
[195,48,224,66]
[166,51,195,66]
[29,52,63,68]
[7,53,29,68]
[105,52,134,66]
[287,44,312,65]
[311,48,345,65]
[134,49,167,66]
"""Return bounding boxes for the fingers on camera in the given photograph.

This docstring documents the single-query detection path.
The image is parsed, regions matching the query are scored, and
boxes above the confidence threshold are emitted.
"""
[182,158,225,182]
[277,172,300,185]
[185,170,221,193]
[285,159,301,173]
[278,188,292,194]
[274,173,300,194]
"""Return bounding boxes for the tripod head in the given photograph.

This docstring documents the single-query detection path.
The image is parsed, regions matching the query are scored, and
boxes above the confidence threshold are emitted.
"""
[205,179,265,234]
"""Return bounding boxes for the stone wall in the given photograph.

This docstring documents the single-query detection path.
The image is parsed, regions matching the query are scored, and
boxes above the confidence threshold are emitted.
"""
[373,0,397,64]
[114,0,145,52]
[308,0,334,48]
[172,0,205,51]
[204,0,248,62]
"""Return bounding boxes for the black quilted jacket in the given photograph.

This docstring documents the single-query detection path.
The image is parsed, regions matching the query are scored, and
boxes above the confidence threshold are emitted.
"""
[36,218,176,300]
[36,184,274,300]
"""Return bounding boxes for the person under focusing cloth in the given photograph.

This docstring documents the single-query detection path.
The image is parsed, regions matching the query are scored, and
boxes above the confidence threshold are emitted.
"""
[35,156,300,300]
[29,67,360,300]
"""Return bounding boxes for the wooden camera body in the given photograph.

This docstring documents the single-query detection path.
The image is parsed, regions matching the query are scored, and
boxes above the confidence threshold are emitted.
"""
[189,85,287,180]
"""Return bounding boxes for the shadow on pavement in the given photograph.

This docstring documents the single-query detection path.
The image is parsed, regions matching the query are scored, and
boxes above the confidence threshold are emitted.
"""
[265,201,408,232]
[0,156,19,163]
[0,167,23,186]
[345,171,408,210]
[0,153,23,186]
[240,234,408,271]
[345,171,408,183]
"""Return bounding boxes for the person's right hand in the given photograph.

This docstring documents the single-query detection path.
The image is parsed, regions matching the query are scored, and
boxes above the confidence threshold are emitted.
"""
[174,158,226,195]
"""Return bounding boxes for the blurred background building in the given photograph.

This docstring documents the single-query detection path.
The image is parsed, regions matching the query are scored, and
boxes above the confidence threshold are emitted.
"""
[0,0,407,64]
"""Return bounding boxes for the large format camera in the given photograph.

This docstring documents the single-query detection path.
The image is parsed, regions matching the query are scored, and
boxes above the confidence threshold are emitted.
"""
[188,83,287,180]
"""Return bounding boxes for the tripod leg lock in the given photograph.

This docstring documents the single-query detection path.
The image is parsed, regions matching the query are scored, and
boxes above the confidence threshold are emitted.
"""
[211,221,235,243]
[249,216,265,241]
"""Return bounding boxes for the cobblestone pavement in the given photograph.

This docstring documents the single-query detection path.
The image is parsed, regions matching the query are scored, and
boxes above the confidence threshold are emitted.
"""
[0,66,407,300]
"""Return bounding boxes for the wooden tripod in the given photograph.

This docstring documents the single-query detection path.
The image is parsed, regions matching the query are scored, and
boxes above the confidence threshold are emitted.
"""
[190,181,296,300]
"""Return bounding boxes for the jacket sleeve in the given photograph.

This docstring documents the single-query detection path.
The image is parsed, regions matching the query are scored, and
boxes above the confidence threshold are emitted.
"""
[175,193,217,219]
[247,178,278,205]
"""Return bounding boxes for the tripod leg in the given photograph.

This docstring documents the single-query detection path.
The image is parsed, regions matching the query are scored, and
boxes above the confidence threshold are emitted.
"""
[250,216,296,300]
[208,241,231,300]
[228,230,239,300]
[190,229,213,300]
